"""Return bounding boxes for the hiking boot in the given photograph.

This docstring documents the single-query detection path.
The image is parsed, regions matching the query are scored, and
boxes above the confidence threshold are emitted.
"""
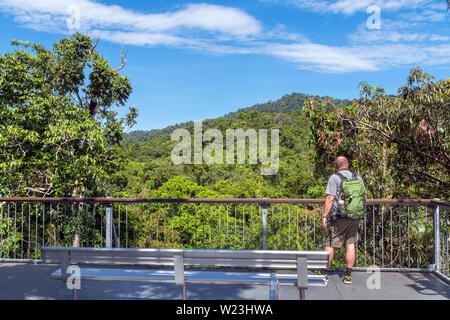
[342,273,352,284]
[342,274,352,284]
[342,268,352,284]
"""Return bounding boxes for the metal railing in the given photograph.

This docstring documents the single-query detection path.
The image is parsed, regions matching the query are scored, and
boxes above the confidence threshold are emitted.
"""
[0,198,448,280]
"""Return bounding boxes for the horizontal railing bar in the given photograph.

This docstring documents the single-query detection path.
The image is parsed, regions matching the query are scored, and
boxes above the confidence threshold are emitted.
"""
[0,198,324,204]
[0,198,447,278]
[430,199,450,208]
[0,259,41,264]
[335,267,433,273]
[0,198,447,206]
[431,270,450,285]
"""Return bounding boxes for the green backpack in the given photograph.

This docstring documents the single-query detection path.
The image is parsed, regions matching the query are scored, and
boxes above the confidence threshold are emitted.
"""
[336,172,366,220]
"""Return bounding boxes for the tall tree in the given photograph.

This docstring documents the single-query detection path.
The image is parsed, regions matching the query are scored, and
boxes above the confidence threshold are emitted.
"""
[0,33,138,197]
[304,68,449,199]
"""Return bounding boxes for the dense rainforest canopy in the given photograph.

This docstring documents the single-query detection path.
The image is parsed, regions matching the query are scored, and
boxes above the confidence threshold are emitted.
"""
[0,34,448,201]
[1,34,448,268]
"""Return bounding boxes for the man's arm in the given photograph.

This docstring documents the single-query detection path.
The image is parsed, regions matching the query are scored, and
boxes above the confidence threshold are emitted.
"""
[322,194,334,229]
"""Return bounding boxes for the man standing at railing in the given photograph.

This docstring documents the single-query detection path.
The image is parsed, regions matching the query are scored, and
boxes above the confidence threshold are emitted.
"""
[321,156,366,285]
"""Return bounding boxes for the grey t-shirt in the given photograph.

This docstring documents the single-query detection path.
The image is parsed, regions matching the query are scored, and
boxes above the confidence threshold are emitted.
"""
[326,170,366,213]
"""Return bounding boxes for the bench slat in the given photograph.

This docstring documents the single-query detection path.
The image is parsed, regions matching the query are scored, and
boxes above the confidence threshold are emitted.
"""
[50,267,328,287]
[45,256,327,269]
[42,247,329,269]
[42,247,329,259]
[42,247,330,300]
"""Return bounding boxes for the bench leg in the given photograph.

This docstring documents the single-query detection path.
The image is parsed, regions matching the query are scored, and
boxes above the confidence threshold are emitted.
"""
[275,282,279,300]
[269,274,279,300]
[181,285,187,300]
[298,288,306,300]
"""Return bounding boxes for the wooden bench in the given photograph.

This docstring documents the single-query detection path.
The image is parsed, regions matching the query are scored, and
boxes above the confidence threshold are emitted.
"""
[41,247,329,300]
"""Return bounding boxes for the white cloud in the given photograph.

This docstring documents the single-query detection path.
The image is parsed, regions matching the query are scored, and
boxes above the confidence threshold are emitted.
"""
[0,0,263,37]
[429,34,450,41]
[352,43,450,67]
[275,0,435,14]
[352,30,450,43]
[0,0,449,74]
[349,18,450,43]
[95,29,256,55]
[281,0,330,12]
[399,9,447,22]
[94,30,197,48]
[264,42,450,72]
[330,0,433,15]
[264,43,378,72]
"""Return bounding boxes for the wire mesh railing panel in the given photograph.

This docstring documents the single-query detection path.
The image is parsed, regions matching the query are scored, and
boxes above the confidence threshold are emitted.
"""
[0,198,448,276]
[440,207,449,277]
[356,204,435,269]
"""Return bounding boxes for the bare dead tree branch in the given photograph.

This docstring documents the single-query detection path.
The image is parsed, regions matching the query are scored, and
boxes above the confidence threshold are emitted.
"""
[88,37,100,67]
[24,187,48,194]
[116,46,128,71]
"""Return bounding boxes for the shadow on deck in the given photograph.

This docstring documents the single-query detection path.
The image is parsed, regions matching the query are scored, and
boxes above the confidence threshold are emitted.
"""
[0,263,448,300]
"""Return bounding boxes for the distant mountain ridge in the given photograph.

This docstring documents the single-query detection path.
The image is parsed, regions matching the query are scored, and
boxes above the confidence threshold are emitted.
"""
[124,92,352,143]
[224,93,350,117]
[125,122,194,144]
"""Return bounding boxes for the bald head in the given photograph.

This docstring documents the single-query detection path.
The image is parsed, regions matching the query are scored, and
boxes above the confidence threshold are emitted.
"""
[335,156,349,170]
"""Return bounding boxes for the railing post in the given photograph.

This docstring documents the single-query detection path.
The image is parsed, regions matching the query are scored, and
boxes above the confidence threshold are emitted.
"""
[259,202,270,250]
[432,200,441,273]
[105,204,113,248]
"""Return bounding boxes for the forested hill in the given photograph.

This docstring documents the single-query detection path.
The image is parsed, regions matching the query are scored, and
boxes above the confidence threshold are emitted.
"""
[124,92,351,143]
[113,109,325,200]
[224,93,351,118]
[125,122,194,143]
[1,34,446,202]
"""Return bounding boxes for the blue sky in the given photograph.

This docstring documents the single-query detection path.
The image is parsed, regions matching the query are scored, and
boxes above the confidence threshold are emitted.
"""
[0,0,448,130]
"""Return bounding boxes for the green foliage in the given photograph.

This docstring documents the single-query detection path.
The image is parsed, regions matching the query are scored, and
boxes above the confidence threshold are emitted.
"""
[124,93,350,144]
[225,93,351,118]
[118,110,321,199]
[0,33,137,197]
[304,68,449,200]
[124,122,194,144]
[1,33,447,268]
[302,69,449,269]
[111,177,325,251]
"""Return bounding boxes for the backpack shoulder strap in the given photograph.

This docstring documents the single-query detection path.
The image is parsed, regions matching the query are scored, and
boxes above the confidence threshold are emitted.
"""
[336,172,347,181]
[335,172,347,201]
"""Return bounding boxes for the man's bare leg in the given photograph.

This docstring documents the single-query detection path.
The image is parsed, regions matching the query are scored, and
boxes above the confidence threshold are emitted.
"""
[345,243,355,269]
[343,243,355,284]
[324,246,334,268]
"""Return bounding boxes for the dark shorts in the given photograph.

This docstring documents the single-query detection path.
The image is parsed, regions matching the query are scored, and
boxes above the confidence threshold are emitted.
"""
[325,217,360,248]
